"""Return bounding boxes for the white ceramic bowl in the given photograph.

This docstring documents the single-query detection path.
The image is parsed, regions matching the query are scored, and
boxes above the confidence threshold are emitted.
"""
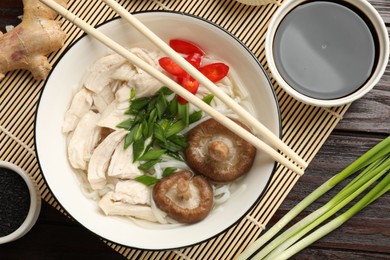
[0,161,41,244]
[35,11,281,250]
[266,0,389,107]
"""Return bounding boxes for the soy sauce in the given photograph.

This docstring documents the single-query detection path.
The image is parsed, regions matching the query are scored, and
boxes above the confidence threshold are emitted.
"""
[0,167,31,237]
[273,1,377,99]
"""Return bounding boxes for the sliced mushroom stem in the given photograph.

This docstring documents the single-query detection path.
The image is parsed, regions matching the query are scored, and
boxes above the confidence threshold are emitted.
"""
[176,178,192,200]
[208,140,229,161]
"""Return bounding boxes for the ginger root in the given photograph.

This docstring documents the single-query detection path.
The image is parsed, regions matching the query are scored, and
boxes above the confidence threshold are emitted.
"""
[0,0,67,81]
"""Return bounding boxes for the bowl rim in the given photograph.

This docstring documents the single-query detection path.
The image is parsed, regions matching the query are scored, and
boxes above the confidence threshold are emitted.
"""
[265,0,389,107]
[34,10,282,250]
[0,161,42,244]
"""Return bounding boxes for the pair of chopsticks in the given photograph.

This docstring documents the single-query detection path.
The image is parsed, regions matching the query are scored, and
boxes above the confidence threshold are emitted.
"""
[40,0,308,175]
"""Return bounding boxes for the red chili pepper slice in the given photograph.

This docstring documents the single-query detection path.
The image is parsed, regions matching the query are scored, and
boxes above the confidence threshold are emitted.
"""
[186,52,203,69]
[160,39,230,103]
[199,63,229,82]
[158,57,186,77]
[177,74,200,104]
[169,39,204,55]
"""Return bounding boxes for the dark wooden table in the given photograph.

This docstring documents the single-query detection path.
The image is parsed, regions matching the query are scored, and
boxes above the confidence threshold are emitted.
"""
[0,1,389,259]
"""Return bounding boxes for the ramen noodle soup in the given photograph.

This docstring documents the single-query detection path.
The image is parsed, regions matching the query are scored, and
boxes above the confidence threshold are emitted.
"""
[62,42,257,226]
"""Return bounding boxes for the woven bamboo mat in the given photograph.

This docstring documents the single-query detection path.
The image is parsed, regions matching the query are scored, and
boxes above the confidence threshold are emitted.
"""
[0,0,350,259]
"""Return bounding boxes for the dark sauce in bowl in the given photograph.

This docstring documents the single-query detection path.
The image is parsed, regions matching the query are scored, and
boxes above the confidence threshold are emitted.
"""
[0,167,31,237]
[273,1,377,100]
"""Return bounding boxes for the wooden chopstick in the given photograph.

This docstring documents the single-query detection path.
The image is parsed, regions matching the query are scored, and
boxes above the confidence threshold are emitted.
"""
[102,0,307,170]
[40,0,306,175]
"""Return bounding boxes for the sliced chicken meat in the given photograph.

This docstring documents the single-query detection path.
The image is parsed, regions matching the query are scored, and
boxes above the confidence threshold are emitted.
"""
[111,180,151,205]
[83,53,127,94]
[126,48,165,98]
[115,85,131,103]
[62,88,93,133]
[130,70,163,98]
[67,111,101,170]
[131,48,160,67]
[111,62,136,81]
[97,100,129,130]
[88,129,127,190]
[108,139,142,179]
[99,191,158,222]
[92,84,116,113]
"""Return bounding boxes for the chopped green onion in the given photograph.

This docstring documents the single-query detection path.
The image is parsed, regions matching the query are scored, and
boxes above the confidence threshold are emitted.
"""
[146,97,157,114]
[134,175,160,186]
[168,96,178,117]
[237,136,390,260]
[117,87,188,166]
[138,159,160,171]
[159,119,170,131]
[148,108,157,124]
[202,94,215,104]
[138,149,166,161]
[116,118,135,130]
[128,96,149,113]
[165,151,184,161]
[130,88,136,100]
[162,167,177,177]
[118,87,213,171]
[168,134,188,148]
[131,124,141,142]
[141,120,150,139]
[155,91,168,119]
[153,123,166,143]
[159,86,173,95]
[189,110,202,124]
[124,130,135,149]
[132,139,144,162]
[160,139,185,153]
[177,103,189,127]
[165,120,186,137]
[187,94,214,124]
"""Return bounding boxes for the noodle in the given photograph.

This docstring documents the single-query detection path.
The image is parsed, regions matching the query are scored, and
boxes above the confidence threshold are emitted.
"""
[212,184,231,204]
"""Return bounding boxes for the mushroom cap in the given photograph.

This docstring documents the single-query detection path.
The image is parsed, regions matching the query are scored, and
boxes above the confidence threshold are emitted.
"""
[152,171,213,223]
[185,118,257,182]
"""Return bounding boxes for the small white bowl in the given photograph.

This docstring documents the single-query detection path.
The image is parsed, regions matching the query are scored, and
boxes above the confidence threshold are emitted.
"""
[265,0,389,107]
[0,161,41,244]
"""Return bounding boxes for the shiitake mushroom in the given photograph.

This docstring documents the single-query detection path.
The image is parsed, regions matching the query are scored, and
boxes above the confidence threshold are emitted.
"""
[185,118,256,182]
[152,171,213,223]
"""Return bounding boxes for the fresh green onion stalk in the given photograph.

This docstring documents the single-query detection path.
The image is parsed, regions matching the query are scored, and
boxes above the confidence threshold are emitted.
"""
[237,136,390,260]
[274,173,390,260]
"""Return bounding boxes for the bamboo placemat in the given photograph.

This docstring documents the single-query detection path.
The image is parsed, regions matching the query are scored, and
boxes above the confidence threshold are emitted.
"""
[0,0,350,259]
